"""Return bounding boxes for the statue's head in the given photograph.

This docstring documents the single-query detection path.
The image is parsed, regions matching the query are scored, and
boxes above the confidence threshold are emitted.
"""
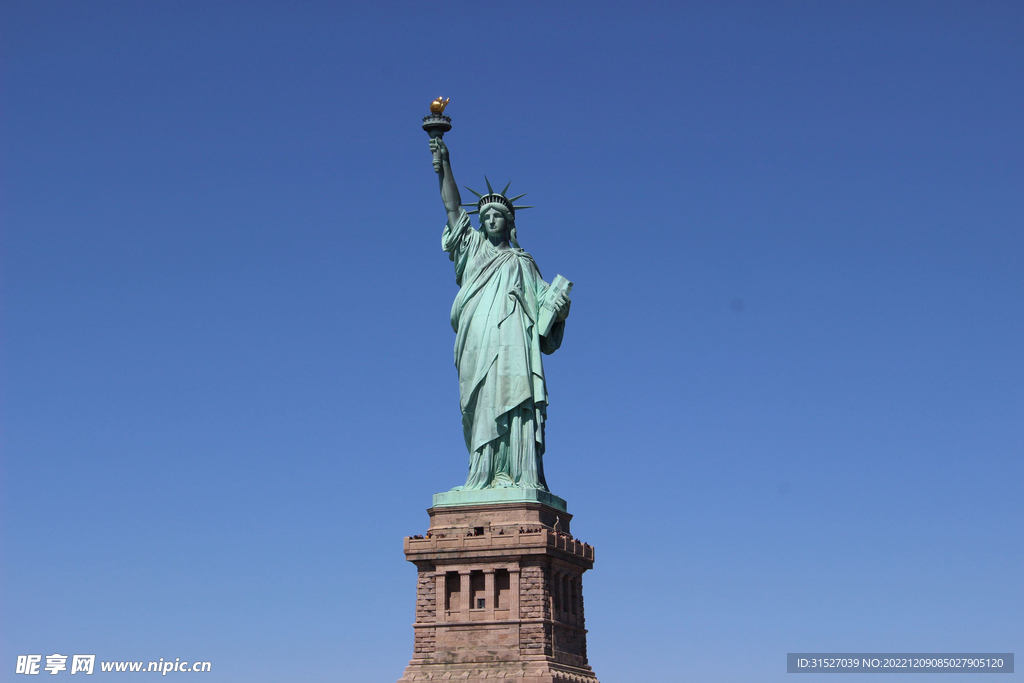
[480,204,514,242]
[464,177,532,247]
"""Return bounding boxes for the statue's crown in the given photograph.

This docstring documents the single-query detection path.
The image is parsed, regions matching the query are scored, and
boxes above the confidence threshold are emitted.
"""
[464,177,532,218]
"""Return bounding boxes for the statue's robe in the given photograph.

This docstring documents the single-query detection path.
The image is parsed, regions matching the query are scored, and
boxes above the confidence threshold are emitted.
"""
[442,210,565,490]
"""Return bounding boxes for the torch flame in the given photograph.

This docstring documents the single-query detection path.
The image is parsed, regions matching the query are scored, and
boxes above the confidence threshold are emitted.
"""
[430,97,450,114]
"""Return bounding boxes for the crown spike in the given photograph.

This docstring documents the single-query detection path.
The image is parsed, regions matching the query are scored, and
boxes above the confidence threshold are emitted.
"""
[484,176,494,193]
[508,193,528,202]
[500,181,512,196]
[512,205,533,210]
[464,186,483,199]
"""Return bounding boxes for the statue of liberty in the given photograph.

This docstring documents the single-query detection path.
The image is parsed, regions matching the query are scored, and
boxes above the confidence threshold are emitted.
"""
[428,134,571,492]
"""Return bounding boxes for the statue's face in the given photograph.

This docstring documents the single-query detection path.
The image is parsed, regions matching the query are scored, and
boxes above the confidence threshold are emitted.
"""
[480,207,508,240]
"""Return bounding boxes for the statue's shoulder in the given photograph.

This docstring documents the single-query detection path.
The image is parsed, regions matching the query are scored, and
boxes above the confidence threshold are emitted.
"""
[512,248,540,270]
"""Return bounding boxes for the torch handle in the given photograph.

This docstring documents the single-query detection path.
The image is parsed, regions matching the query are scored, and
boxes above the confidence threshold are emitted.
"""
[423,113,450,173]
[429,131,444,173]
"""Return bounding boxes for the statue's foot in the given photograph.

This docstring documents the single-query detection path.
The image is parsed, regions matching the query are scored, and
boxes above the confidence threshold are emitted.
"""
[489,474,516,489]
[449,486,466,492]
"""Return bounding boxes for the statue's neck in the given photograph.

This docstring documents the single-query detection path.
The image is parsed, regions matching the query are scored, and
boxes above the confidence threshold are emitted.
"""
[487,234,510,250]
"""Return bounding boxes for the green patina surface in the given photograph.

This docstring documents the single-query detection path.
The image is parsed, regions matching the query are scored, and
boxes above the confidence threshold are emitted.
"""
[432,488,568,512]
[427,128,573,501]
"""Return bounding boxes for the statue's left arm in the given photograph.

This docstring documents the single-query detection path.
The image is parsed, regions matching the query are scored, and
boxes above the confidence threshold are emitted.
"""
[540,318,566,355]
[551,291,571,322]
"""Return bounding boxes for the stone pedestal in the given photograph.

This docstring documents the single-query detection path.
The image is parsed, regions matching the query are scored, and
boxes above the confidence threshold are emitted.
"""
[397,500,600,683]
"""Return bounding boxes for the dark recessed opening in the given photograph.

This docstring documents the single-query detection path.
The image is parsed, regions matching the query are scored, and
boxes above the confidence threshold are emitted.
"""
[495,568,510,609]
[445,571,460,611]
[469,570,485,610]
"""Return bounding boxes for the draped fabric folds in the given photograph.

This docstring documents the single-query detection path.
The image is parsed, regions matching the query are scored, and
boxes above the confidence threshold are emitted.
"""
[442,210,565,491]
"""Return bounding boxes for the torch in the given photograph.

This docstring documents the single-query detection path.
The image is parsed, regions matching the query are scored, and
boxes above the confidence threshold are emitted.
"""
[422,97,451,172]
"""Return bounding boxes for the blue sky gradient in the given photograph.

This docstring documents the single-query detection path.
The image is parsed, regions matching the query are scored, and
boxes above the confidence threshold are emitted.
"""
[2,2,1021,681]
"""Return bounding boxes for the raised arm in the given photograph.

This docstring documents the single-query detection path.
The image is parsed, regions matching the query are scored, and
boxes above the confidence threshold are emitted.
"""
[429,137,463,229]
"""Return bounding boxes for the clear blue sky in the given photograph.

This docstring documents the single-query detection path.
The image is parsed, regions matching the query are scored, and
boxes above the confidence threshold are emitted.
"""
[2,2,1021,681]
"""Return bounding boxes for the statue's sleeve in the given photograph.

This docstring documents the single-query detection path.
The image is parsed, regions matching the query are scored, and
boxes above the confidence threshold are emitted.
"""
[441,209,478,284]
[540,320,565,355]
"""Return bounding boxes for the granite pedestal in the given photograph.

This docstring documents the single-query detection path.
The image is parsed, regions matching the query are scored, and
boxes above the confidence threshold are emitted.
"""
[397,496,599,683]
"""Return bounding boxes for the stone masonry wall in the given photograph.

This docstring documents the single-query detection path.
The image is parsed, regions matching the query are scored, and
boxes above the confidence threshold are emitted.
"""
[552,568,588,668]
[413,565,436,657]
[518,562,553,656]
[401,503,599,680]
[553,623,587,668]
